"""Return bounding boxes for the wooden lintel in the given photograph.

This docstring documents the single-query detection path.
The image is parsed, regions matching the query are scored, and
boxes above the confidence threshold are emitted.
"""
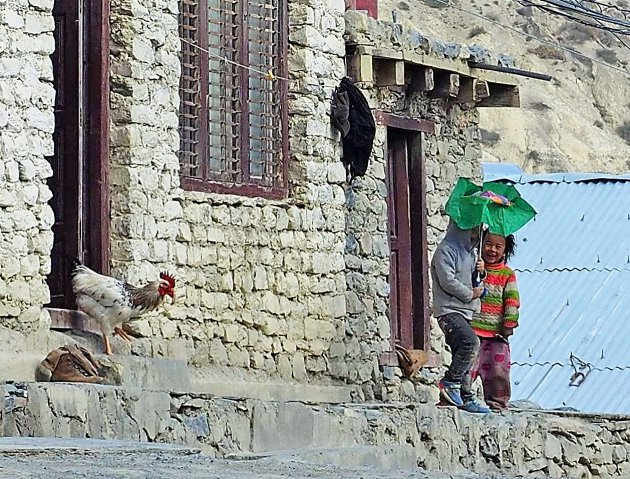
[477,84,520,108]
[455,77,475,103]
[347,53,373,83]
[375,111,435,134]
[48,308,102,335]
[475,79,490,100]
[455,78,490,103]
[430,72,459,98]
[358,45,404,60]
[408,66,434,93]
[351,45,521,96]
[375,58,405,86]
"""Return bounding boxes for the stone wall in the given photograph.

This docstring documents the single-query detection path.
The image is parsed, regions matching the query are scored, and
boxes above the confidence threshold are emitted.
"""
[108,0,353,381]
[5,382,630,478]
[0,0,55,333]
[342,12,484,400]
[107,3,496,394]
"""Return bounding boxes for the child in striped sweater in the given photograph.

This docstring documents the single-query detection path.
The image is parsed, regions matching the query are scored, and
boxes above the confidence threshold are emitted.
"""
[470,232,520,410]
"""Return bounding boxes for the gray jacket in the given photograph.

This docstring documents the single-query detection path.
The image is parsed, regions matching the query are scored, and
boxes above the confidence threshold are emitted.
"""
[430,223,480,320]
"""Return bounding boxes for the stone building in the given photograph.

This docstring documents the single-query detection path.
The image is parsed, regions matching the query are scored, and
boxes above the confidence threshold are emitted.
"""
[6,1,630,477]
[1,0,519,399]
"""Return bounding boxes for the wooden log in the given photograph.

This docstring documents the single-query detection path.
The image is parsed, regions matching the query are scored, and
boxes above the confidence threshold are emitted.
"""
[429,72,459,98]
[455,78,490,103]
[375,59,405,86]
[408,66,434,93]
[347,53,374,83]
[477,84,520,107]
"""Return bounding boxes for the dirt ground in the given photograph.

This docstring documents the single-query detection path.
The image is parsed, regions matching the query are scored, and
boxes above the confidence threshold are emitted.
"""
[0,438,531,479]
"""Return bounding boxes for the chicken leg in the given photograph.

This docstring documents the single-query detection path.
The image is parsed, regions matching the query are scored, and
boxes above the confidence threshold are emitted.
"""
[113,326,134,342]
[102,333,113,356]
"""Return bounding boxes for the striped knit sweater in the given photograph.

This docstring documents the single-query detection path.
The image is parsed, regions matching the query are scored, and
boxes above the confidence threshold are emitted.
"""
[470,262,520,337]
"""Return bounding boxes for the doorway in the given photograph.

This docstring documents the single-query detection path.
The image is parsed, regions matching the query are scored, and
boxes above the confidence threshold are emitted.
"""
[47,0,110,308]
[386,127,430,350]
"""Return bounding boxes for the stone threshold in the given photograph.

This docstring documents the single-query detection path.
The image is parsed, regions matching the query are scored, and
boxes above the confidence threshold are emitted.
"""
[47,308,101,336]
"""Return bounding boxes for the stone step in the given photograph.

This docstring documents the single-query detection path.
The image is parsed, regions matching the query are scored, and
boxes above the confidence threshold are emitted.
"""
[190,379,355,404]
[0,436,200,456]
[227,445,418,471]
[0,352,191,393]
[2,382,626,477]
[102,355,192,392]
[0,353,45,383]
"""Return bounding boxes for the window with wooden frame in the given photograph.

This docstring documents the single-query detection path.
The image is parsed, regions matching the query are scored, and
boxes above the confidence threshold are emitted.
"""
[178,0,288,199]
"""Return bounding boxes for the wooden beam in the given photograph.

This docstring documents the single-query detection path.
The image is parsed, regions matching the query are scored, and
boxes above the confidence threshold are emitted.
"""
[375,111,435,134]
[429,72,459,98]
[455,77,475,103]
[48,308,102,335]
[477,84,520,108]
[475,79,490,100]
[408,66,434,93]
[455,78,490,103]
[347,53,373,83]
[374,59,405,87]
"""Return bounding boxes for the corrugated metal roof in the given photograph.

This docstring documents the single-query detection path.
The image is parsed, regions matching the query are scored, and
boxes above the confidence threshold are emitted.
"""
[511,364,630,414]
[511,270,630,368]
[481,166,630,414]
[510,181,630,271]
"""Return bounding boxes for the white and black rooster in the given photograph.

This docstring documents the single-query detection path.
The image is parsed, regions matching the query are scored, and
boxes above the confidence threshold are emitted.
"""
[71,264,176,355]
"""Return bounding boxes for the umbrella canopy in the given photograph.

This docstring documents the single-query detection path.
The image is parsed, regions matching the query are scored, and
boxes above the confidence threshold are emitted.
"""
[445,178,536,236]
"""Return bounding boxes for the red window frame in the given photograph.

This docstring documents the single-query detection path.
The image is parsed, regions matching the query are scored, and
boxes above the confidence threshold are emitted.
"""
[178,0,288,199]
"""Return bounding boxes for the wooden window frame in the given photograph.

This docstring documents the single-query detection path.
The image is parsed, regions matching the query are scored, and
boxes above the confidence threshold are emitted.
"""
[178,0,289,200]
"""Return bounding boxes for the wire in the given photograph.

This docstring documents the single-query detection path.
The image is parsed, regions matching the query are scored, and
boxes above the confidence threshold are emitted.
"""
[425,0,630,78]
[518,0,630,34]
[179,37,290,82]
[567,0,630,54]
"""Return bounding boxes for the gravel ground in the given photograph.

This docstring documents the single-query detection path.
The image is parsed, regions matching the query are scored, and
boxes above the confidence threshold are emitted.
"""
[0,438,529,479]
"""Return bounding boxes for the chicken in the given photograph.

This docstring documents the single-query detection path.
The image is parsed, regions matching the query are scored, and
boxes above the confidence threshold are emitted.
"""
[71,264,176,355]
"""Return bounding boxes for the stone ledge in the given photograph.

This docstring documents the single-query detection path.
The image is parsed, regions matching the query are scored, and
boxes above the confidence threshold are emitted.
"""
[0,437,200,456]
[3,382,630,477]
[190,380,355,404]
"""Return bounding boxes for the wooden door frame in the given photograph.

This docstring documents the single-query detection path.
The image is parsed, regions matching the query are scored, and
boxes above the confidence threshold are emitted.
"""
[85,0,110,274]
[377,111,434,364]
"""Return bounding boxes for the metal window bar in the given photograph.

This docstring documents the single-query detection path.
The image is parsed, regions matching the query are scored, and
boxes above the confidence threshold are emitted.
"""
[178,0,286,193]
[247,0,282,187]
[179,0,201,177]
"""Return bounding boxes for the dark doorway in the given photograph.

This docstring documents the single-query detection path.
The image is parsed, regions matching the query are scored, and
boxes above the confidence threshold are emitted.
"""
[386,128,430,350]
[48,0,110,308]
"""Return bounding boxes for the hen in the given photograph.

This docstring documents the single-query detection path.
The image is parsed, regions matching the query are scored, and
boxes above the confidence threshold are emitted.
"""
[71,264,176,355]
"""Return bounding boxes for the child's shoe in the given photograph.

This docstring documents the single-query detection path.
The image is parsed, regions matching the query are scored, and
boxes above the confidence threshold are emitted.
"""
[438,379,464,407]
[461,400,491,414]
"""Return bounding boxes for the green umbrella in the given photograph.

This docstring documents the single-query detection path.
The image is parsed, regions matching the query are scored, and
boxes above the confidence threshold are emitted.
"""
[445,177,536,236]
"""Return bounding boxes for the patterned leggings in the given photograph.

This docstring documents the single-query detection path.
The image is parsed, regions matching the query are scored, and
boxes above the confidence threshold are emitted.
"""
[470,337,512,410]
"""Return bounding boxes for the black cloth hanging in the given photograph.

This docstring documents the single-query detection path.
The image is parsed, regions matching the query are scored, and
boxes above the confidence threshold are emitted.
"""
[330,77,375,180]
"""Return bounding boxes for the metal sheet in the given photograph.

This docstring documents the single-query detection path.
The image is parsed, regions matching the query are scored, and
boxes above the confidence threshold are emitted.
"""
[480,167,630,414]
[511,181,630,271]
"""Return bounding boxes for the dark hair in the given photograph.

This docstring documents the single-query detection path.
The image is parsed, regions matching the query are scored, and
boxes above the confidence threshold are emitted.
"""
[482,231,517,263]
[504,234,516,263]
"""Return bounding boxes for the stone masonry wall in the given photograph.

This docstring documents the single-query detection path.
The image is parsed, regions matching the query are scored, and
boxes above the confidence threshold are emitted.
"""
[109,0,354,382]
[0,0,55,333]
[5,382,630,478]
[343,12,484,400]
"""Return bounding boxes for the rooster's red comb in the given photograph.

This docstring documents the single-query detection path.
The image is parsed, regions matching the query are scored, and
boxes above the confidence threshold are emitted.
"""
[160,272,176,288]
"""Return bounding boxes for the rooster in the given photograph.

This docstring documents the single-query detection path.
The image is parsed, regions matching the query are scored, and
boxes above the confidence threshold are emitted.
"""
[71,264,176,355]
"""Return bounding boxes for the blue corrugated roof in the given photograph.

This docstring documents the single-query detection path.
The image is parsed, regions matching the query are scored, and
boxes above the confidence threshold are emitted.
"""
[481,165,630,414]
